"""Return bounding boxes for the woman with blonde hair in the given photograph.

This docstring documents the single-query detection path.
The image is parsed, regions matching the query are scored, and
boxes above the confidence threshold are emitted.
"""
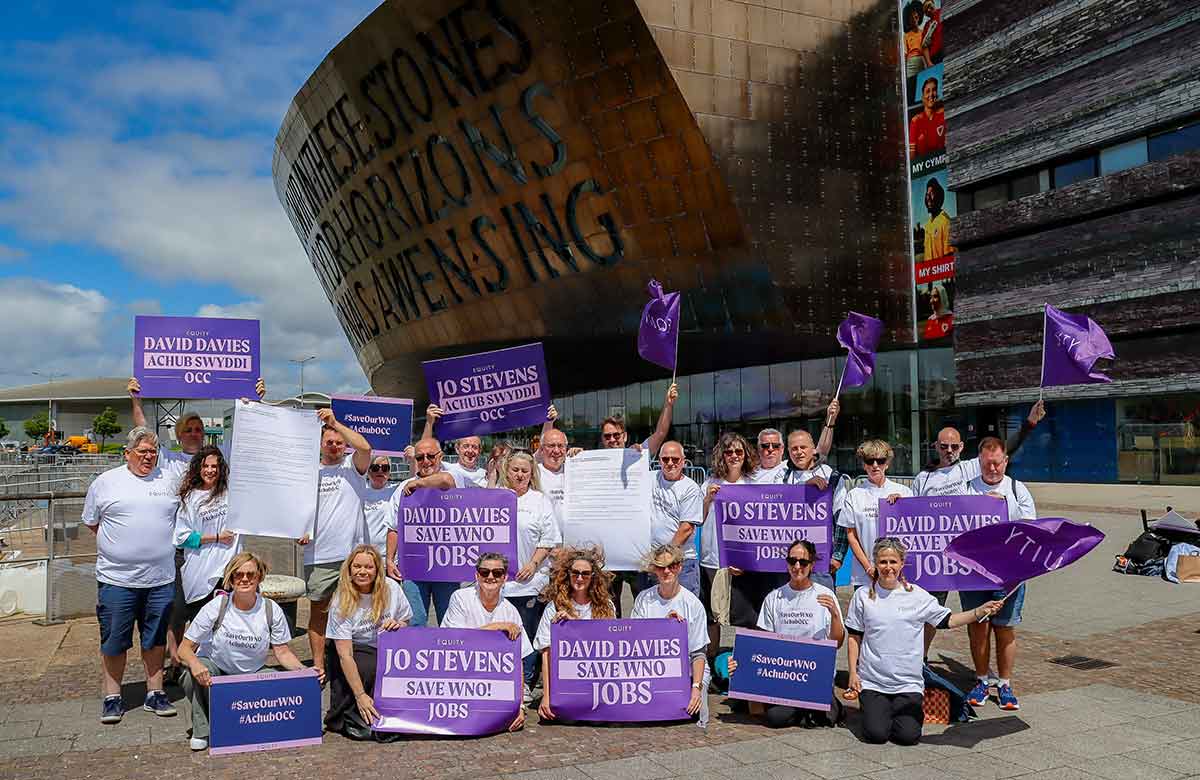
[535,546,615,721]
[178,552,307,751]
[325,544,412,741]
[839,439,912,589]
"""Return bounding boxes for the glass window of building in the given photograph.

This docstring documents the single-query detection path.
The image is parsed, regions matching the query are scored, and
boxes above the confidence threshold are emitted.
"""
[917,347,955,411]
[1052,155,1098,188]
[1010,171,1041,200]
[555,396,571,429]
[714,369,740,422]
[624,383,645,429]
[972,180,1008,210]
[769,361,803,418]
[800,359,836,417]
[579,391,599,430]
[1099,137,1148,175]
[740,366,770,421]
[1148,119,1200,160]
[690,372,715,424]
[1117,394,1200,485]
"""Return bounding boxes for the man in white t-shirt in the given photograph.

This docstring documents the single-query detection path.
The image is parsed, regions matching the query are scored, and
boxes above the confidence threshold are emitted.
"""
[960,437,1037,712]
[640,441,704,598]
[418,403,487,487]
[83,427,182,724]
[779,425,849,589]
[296,407,373,677]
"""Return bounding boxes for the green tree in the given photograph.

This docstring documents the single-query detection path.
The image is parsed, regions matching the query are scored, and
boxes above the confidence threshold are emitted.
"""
[0,419,9,440]
[92,407,123,452]
[24,411,49,442]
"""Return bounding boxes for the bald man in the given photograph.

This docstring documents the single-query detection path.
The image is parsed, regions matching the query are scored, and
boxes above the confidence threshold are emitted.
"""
[912,401,1045,497]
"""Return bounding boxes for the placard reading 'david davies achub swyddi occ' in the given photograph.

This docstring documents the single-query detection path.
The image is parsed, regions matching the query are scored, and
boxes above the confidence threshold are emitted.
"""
[422,342,550,439]
[134,314,260,399]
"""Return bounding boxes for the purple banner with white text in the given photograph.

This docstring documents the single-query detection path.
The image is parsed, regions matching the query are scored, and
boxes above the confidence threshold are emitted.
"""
[330,394,413,455]
[714,484,833,572]
[876,495,1008,590]
[373,628,522,736]
[423,343,550,439]
[549,618,691,721]
[134,315,260,399]
[397,488,518,582]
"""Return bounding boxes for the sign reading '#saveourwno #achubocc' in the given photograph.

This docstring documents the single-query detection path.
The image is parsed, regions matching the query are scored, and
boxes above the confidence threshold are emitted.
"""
[329,394,413,455]
[422,343,550,439]
[395,488,518,583]
[134,315,261,399]
[713,484,833,573]
[876,495,1008,590]
[208,669,322,755]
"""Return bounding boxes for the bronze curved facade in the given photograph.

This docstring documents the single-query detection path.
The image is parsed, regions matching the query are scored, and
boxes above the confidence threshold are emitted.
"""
[273,0,911,401]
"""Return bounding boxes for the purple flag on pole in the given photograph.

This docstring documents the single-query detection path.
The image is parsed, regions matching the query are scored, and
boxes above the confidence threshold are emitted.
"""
[944,518,1105,587]
[836,312,884,389]
[1041,304,1115,387]
[714,484,833,572]
[638,279,681,371]
[373,628,522,735]
[396,488,518,582]
[549,619,691,721]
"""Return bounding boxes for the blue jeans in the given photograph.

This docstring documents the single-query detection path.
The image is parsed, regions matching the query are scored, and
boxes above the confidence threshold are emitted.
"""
[506,595,546,685]
[410,581,461,626]
[960,585,1026,626]
[637,559,702,600]
[810,571,835,591]
[96,581,174,656]
[401,580,427,628]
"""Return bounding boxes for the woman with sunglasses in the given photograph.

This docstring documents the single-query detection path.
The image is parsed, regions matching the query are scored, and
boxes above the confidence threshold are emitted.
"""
[325,545,412,741]
[631,544,709,724]
[178,553,310,751]
[173,446,239,637]
[534,546,615,721]
[442,552,533,732]
[845,538,1002,745]
[727,539,845,727]
[839,440,912,590]
[498,450,561,699]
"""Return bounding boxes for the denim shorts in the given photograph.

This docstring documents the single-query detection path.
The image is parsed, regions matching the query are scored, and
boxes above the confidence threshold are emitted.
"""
[96,581,175,656]
[959,584,1025,627]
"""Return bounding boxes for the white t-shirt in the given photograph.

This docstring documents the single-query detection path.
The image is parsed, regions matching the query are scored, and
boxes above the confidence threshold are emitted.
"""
[532,599,615,651]
[502,489,562,598]
[307,457,369,566]
[157,447,194,480]
[699,476,750,569]
[757,581,842,640]
[185,594,292,674]
[780,462,849,521]
[650,472,704,558]
[82,465,181,587]
[838,479,914,586]
[173,489,242,602]
[630,585,708,654]
[844,583,950,694]
[326,578,413,648]
[912,457,982,497]
[750,462,787,484]
[964,475,1036,521]
[445,461,488,488]
[441,586,534,657]
[537,463,566,535]
[361,482,399,559]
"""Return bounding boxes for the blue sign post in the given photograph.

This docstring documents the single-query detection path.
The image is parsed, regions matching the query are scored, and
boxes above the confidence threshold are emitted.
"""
[208,669,322,755]
[728,629,837,711]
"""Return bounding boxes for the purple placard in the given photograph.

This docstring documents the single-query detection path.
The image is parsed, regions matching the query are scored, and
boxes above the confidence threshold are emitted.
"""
[422,343,550,439]
[714,483,833,572]
[134,315,260,399]
[549,618,690,721]
[877,495,1009,590]
[330,394,413,455]
[397,488,518,582]
[373,627,522,735]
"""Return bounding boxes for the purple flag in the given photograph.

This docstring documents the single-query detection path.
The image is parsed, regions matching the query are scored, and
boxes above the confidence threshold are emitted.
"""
[638,279,681,371]
[836,312,884,389]
[1041,303,1115,387]
[549,618,690,721]
[714,484,833,572]
[396,488,518,583]
[423,343,551,439]
[373,628,522,735]
[134,315,260,399]
[945,518,1105,587]
[876,495,1010,591]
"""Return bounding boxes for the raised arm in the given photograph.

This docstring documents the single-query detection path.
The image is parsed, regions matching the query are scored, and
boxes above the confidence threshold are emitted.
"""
[817,398,840,458]
[643,382,678,455]
[317,408,372,474]
[128,378,147,430]
[1005,400,1045,458]
[534,405,558,464]
[421,404,442,441]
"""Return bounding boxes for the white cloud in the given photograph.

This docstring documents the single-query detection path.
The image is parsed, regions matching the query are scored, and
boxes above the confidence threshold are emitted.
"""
[0,277,130,379]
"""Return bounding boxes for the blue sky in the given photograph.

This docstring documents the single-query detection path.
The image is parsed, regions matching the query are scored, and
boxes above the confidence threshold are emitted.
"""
[0,0,382,396]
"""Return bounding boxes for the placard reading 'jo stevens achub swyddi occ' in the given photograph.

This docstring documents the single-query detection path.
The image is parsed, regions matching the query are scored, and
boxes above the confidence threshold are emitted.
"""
[422,343,550,439]
[134,315,260,399]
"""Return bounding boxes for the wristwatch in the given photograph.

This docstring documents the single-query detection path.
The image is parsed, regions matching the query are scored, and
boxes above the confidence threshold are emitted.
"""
[691,682,701,689]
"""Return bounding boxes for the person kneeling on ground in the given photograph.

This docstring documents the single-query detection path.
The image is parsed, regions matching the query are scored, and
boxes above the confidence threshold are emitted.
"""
[728,539,846,728]
[845,538,1001,746]
[178,553,313,751]
[325,545,412,741]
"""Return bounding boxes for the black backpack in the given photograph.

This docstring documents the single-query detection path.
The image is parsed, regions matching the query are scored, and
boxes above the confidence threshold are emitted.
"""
[1121,530,1172,565]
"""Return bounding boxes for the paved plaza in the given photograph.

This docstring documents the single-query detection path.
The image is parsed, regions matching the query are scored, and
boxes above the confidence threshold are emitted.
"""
[2,488,1198,780]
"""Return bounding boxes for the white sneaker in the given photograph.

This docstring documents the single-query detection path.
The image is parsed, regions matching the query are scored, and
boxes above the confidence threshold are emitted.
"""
[189,737,208,751]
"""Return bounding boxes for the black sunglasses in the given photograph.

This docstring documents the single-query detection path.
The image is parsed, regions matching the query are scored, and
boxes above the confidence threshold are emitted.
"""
[786,557,813,567]
[759,442,783,450]
[414,452,440,462]
[369,463,390,473]
[862,457,888,466]
[476,567,506,579]
[569,569,593,578]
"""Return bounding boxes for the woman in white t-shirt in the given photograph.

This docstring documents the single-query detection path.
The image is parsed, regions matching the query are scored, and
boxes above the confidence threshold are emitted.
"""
[324,545,412,741]
[845,538,1002,745]
[631,544,710,725]
[839,440,912,588]
[699,432,757,649]
[497,451,561,694]
[534,546,616,722]
[178,553,308,751]
[173,447,241,627]
[728,539,845,728]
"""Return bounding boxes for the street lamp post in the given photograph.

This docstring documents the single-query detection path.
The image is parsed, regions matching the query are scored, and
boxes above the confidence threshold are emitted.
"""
[31,371,66,445]
[289,356,317,403]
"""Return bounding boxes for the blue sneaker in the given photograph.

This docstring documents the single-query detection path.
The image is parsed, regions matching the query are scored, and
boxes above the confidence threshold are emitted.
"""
[998,684,1020,711]
[100,695,125,724]
[143,690,177,717]
[967,680,990,707]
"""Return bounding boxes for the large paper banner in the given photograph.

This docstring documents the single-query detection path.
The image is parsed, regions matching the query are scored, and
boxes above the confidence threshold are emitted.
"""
[330,394,413,455]
[877,495,1008,590]
[423,343,550,439]
[208,669,322,755]
[713,484,833,572]
[549,618,690,721]
[134,315,260,399]
[728,629,837,711]
[562,448,652,571]
[396,488,518,582]
[374,627,522,735]
[226,402,319,539]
